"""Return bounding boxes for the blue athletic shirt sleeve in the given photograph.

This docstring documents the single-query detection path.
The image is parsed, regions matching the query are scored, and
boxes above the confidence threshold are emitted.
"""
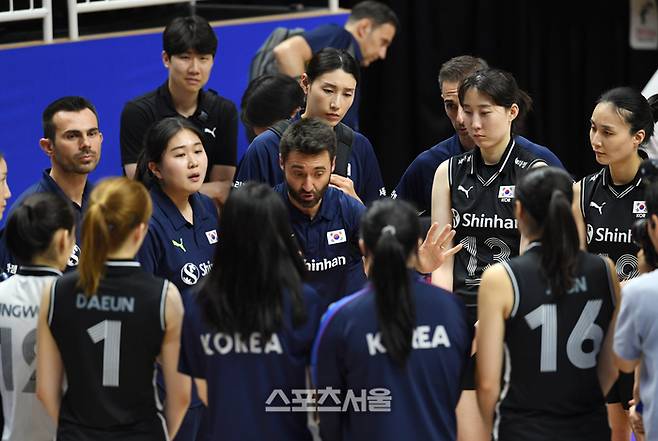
[393,152,432,212]
[302,23,352,54]
[179,293,207,379]
[352,132,386,204]
[136,224,162,275]
[234,130,282,187]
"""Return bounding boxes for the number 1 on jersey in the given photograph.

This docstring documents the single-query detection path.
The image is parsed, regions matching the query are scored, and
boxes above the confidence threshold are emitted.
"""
[87,320,121,387]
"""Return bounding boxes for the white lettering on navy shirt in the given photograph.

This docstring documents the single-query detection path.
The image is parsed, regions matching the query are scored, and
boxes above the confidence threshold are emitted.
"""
[366,325,451,355]
[200,332,283,355]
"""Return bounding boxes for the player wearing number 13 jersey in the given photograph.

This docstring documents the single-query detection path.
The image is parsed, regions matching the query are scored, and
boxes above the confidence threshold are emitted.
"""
[36,178,190,441]
[477,168,620,441]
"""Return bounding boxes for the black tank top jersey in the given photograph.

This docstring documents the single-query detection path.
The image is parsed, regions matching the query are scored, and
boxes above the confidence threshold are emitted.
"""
[48,261,168,441]
[449,139,546,311]
[579,165,646,281]
[496,244,615,441]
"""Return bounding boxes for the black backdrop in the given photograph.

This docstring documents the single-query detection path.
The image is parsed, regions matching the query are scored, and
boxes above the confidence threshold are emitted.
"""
[351,0,658,189]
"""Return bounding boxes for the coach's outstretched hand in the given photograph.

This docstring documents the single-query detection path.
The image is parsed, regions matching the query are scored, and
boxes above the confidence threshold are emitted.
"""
[416,223,462,274]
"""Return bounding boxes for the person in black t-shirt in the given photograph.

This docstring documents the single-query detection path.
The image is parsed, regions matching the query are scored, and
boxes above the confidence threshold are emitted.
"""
[120,15,238,208]
[36,177,190,441]
[477,166,620,441]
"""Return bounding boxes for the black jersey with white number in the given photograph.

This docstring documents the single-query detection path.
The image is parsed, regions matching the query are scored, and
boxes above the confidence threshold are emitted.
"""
[48,261,168,441]
[496,244,615,441]
[449,139,546,312]
[579,164,646,281]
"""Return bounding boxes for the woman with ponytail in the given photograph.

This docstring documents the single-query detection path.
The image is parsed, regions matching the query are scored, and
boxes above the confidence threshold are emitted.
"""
[312,198,470,441]
[477,167,620,441]
[36,177,190,441]
[572,86,658,440]
[0,192,72,441]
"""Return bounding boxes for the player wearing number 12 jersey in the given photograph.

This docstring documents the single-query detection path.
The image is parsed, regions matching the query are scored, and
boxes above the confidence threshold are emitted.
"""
[477,167,620,441]
[36,178,190,441]
[0,193,74,441]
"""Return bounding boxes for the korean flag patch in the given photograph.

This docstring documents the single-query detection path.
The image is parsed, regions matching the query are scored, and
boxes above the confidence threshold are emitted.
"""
[327,229,347,245]
[205,229,218,244]
[633,201,647,215]
[498,185,515,200]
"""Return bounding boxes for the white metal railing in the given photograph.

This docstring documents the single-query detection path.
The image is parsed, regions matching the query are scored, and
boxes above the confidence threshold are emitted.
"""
[68,0,341,40]
[0,0,53,43]
[67,0,195,40]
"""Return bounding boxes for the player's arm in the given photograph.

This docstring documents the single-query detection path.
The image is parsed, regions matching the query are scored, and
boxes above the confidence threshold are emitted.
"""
[598,257,622,395]
[159,283,191,439]
[36,281,65,422]
[200,165,235,208]
[614,272,643,376]
[476,263,513,432]
[194,379,208,406]
[571,181,587,250]
[272,36,313,78]
[430,160,455,289]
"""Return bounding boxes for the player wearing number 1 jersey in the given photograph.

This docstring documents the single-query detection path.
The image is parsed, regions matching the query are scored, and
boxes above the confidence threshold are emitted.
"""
[572,87,658,440]
[0,193,74,441]
[36,178,190,441]
[477,167,620,441]
[431,68,547,441]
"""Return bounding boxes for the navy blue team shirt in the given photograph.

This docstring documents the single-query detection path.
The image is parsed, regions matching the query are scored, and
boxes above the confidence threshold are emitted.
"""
[179,285,324,441]
[137,185,218,292]
[236,125,386,205]
[393,134,565,214]
[303,24,363,131]
[274,183,367,306]
[0,168,92,275]
[312,275,472,441]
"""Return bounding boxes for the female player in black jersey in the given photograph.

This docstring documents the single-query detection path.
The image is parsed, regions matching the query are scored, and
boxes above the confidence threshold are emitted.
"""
[0,193,73,441]
[572,87,658,440]
[179,182,324,441]
[312,198,470,440]
[430,68,547,441]
[477,166,620,441]
[36,177,190,441]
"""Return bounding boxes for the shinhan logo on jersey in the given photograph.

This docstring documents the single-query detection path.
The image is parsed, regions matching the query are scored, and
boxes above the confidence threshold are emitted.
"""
[68,244,81,267]
[634,201,647,218]
[498,186,515,202]
[586,223,632,244]
[180,261,213,285]
[305,256,347,272]
[205,229,218,244]
[452,209,517,230]
[327,229,347,245]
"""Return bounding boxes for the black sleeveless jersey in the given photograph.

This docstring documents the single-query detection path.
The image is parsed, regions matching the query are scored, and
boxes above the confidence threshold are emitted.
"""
[579,165,646,281]
[48,261,168,440]
[449,139,545,310]
[496,244,615,441]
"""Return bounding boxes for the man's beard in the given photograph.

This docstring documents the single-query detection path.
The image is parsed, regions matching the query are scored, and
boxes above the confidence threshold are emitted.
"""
[287,180,329,209]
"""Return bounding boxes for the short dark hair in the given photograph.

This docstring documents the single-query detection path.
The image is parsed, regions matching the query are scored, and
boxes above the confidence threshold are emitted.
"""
[163,15,218,56]
[306,47,360,86]
[459,68,533,133]
[241,74,305,130]
[438,55,488,87]
[42,96,98,141]
[348,1,399,29]
[135,116,205,188]
[279,118,336,162]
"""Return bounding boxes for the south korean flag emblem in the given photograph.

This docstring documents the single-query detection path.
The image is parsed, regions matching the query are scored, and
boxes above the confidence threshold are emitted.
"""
[327,229,347,245]
[498,185,515,202]
[205,229,218,244]
[633,201,647,218]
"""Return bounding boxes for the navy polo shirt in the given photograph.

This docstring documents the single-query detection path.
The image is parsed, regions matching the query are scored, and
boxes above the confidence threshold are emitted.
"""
[393,134,565,215]
[303,24,363,131]
[236,126,386,205]
[0,169,92,275]
[311,275,472,441]
[179,285,324,441]
[137,186,218,292]
[274,184,366,305]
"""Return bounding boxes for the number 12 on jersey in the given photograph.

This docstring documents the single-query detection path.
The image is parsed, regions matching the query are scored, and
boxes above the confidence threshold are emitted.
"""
[87,320,122,387]
[525,300,603,372]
